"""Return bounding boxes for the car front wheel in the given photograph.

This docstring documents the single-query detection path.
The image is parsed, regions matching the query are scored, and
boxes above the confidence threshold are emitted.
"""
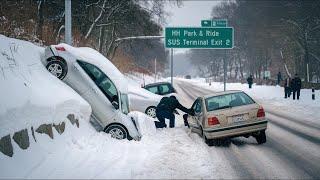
[145,106,156,118]
[104,124,128,140]
[255,130,266,144]
[46,60,67,80]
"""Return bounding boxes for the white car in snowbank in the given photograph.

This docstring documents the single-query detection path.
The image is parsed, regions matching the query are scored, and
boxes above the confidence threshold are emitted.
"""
[42,44,141,140]
[128,86,162,118]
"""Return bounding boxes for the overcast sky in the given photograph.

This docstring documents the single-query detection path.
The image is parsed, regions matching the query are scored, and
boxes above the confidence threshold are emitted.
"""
[164,1,221,27]
[163,1,221,76]
[163,1,221,54]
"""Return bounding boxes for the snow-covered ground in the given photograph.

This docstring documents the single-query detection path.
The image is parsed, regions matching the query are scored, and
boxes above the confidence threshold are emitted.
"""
[0,36,224,179]
[176,78,320,125]
[1,35,319,179]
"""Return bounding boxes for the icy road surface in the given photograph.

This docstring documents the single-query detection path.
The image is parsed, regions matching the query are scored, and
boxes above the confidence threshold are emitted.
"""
[173,79,320,179]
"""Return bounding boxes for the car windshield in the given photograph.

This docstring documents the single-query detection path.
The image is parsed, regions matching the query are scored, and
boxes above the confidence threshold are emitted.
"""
[205,92,255,112]
[120,93,129,115]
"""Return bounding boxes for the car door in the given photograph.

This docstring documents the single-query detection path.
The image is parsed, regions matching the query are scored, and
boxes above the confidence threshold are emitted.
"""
[64,61,93,95]
[188,98,202,130]
[77,60,119,125]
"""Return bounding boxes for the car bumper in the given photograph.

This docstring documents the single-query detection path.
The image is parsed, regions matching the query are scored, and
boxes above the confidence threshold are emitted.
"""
[203,120,268,139]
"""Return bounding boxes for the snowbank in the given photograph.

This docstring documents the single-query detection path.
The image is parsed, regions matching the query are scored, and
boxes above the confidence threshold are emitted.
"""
[0,35,91,145]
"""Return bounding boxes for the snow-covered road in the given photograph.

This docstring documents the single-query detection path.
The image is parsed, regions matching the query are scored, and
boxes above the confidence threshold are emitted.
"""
[174,79,320,179]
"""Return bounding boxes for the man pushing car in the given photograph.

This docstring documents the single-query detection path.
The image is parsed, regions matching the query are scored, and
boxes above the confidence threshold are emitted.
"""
[155,95,194,128]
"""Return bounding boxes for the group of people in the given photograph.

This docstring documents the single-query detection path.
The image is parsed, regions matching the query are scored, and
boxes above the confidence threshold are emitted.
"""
[283,73,302,100]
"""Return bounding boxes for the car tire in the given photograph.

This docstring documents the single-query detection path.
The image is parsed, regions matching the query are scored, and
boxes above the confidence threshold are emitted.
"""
[255,130,266,144]
[145,106,157,118]
[46,60,67,80]
[201,127,214,146]
[104,124,128,140]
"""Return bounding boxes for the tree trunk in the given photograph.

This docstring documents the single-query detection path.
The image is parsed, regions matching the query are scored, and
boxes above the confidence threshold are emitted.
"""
[36,1,44,39]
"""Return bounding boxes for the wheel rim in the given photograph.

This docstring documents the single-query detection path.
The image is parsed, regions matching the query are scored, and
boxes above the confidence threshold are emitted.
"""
[47,63,63,77]
[147,107,156,118]
[109,127,125,139]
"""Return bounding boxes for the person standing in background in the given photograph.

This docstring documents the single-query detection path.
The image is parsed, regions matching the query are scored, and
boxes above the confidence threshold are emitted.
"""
[292,74,302,100]
[277,72,282,85]
[247,74,253,89]
[283,76,291,98]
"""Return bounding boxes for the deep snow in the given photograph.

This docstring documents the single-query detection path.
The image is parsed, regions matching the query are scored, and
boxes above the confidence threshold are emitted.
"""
[1,35,319,179]
[0,35,91,137]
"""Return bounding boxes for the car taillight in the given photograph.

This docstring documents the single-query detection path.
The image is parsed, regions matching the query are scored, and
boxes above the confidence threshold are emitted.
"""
[55,46,66,51]
[208,117,220,126]
[257,107,265,118]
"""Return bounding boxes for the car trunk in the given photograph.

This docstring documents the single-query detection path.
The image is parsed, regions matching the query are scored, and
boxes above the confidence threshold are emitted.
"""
[205,103,260,128]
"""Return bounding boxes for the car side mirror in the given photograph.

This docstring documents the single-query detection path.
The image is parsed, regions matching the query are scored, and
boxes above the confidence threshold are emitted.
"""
[112,101,119,110]
[173,88,177,93]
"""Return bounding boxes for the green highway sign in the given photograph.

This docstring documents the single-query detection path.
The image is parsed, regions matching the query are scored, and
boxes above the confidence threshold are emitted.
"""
[201,19,228,27]
[165,27,234,49]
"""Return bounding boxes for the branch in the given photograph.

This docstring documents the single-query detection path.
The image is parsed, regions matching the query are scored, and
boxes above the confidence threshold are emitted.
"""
[85,0,108,39]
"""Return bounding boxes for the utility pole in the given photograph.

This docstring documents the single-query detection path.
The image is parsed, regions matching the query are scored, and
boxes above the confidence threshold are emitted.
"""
[65,0,72,45]
[223,49,227,91]
[171,48,173,85]
[154,58,157,83]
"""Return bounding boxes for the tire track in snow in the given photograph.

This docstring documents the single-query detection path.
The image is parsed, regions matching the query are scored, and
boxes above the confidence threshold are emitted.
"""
[268,114,320,145]
[174,78,320,179]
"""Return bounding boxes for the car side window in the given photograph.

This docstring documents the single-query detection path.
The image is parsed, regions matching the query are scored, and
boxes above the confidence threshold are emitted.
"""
[193,99,202,114]
[77,60,118,103]
[146,86,159,94]
[159,84,170,95]
[195,99,202,113]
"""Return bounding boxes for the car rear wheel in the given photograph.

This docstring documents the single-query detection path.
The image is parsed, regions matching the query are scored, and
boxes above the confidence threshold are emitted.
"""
[201,127,214,146]
[46,60,67,80]
[145,106,156,118]
[104,124,128,140]
[255,130,266,144]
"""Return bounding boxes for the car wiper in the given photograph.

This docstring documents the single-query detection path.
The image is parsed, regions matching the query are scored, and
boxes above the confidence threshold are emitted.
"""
[214,105,232,110]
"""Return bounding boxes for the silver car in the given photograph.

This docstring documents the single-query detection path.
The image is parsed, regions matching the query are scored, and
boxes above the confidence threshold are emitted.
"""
[42,44,141,140]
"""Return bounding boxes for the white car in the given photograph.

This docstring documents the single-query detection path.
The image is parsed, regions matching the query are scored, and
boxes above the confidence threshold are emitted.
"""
[128,86,162,118]
[42,44,141,140]
[139,82,178,118]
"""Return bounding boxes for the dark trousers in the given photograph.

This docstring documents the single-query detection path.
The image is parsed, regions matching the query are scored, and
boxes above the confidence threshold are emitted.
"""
[284,87,291,98]
[249,83,252,89]
[155,110,175,128]
[293,89,300,100]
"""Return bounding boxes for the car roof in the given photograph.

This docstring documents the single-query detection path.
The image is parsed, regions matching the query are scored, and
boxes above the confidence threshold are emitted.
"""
[144,82,171,87]
[50,44,128,93]
[203,90,244,99]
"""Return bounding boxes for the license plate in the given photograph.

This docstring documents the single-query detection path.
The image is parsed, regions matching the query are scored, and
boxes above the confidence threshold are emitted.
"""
[232,114,245,123]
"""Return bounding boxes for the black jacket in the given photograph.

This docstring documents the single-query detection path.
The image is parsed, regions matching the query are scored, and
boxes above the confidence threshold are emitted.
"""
[247,76,253,84]
[292,77,302,90]
[156,97,194,115]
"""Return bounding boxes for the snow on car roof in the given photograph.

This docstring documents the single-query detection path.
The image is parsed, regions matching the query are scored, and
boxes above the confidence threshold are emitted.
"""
[203,90,243,99]
[54,43,128,93]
